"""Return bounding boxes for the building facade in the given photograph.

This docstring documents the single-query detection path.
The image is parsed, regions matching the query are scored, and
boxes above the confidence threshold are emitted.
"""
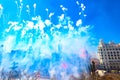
[98,39,120,71]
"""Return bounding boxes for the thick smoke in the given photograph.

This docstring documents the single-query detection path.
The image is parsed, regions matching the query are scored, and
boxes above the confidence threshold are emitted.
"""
[0,0,97,79]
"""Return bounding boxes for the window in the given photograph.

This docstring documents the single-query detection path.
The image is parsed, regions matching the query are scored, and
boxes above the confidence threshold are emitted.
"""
[117,66,119,68]
[104,66,106,68]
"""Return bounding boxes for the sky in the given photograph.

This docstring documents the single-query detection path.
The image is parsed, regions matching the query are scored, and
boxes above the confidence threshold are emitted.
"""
[0,0,120,45]
[85,0,120,43]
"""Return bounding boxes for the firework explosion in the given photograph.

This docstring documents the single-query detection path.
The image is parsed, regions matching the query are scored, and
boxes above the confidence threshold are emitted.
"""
[0,0,96,79]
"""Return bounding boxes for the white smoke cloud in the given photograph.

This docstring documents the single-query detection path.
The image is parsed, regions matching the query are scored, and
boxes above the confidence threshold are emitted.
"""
[0,1,98,79]
[3,36,16,53]
[76,19,82,26]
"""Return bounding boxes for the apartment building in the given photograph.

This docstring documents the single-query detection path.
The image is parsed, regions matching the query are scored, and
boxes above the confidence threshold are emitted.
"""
[98,39,120,71]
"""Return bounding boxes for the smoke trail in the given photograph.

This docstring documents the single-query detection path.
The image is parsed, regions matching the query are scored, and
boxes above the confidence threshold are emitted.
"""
[0,4,3,18]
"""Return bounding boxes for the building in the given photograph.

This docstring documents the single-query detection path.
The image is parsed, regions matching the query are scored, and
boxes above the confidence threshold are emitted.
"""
[98,39,120,71]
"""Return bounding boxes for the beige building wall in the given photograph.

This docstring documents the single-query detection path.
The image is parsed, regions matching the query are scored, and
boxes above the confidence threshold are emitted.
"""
[98,39,120,70]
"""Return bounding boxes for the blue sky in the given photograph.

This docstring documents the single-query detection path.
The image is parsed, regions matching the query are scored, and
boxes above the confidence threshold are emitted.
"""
[85,0,120,43]
[0,0,120,44]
